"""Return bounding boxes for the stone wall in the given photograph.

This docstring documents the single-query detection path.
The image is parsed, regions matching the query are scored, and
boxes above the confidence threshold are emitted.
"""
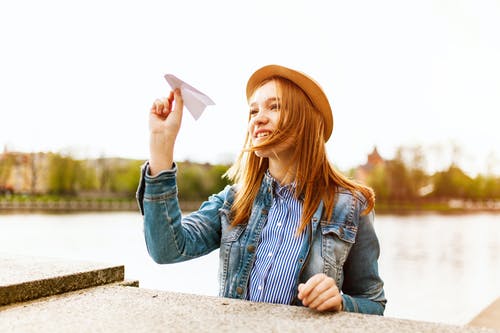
[0,255,497,333]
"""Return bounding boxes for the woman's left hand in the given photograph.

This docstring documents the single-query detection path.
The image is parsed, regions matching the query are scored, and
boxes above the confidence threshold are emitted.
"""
[297,273,343,312]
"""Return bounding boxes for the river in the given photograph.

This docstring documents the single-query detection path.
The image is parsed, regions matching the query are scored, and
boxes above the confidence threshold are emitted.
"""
[1,211,499,326]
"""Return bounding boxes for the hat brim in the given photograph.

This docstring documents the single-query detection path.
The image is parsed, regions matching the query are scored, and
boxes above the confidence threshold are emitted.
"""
[246,64,333,141]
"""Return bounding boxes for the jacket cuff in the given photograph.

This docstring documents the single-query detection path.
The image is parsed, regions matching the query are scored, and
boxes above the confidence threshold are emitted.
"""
[341,294,358,313]
[136,161,177,215]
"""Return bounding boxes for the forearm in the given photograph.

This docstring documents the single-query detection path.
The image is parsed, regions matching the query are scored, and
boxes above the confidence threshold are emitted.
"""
[137,162,225,264]
[342,211,387,315]
[141,165,188,264]
[149,132,175,177]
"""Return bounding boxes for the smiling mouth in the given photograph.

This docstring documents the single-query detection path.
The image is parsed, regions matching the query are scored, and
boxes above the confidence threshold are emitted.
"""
[256,132,271,139]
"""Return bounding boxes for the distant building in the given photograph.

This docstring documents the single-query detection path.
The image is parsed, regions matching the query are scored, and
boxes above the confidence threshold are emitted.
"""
[0,149,51,194]
[0,148,142,196]
[354,147,385,184]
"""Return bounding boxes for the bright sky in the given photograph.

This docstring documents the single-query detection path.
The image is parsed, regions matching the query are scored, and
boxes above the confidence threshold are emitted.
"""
[1,0,499,176]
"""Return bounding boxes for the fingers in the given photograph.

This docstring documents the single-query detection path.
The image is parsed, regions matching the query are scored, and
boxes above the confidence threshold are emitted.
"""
[297,273,342,312]
[151,97,171,117]
[150,89,183,119]
[297,273,327,302]
[315,294,342,312]
[173,88,183,113]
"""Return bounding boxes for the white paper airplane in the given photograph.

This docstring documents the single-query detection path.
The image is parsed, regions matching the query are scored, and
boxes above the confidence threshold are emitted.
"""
[164,74,215,120]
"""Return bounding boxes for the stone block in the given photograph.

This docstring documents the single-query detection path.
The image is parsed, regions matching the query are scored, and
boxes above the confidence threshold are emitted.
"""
[0,255,124,306]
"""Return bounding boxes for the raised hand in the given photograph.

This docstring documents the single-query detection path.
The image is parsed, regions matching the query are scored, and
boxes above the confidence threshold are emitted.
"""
[149,89,184,176]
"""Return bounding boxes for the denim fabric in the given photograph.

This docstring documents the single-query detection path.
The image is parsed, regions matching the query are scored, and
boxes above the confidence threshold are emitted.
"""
[136,162,386,315]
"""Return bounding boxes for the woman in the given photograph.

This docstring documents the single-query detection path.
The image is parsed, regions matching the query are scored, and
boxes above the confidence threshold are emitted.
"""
[136,64,386,314]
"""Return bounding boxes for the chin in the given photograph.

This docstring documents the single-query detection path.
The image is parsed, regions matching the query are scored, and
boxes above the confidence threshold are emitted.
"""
[254,150,271,158]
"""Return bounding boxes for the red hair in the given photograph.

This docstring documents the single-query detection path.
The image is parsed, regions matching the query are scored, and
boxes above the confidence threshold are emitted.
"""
[226,77,374,234]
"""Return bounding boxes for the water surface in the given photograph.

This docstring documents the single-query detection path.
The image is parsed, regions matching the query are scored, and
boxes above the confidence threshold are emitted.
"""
[1,212,498,325]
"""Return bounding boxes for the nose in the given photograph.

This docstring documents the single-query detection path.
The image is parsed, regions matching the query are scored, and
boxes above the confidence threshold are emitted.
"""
[252,109,269,126]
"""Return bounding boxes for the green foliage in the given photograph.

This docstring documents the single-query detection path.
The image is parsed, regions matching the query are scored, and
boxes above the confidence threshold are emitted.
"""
[108,160,144,195]
[363,146,500,206]
[177,162,231,201]
[47,153,81,195]
[431,165,472,199]
[366,165,389,201]
[2,146,499,208]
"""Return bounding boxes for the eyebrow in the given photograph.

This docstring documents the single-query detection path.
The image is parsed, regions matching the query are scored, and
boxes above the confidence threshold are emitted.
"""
[249,97,281,108]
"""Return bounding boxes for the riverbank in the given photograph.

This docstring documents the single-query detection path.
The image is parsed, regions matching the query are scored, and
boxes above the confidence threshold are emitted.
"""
[0,198,137,213]
[2,197,499,215]
[374,200,500,215]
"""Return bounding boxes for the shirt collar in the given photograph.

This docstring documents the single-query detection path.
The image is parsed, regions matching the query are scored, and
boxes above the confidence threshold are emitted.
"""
[265,170,297,200]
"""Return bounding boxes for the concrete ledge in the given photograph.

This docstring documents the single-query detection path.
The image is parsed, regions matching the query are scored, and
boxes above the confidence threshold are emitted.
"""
[1,285,497,333]
[1,254,496,332]
[468,297,500,331]
[0,255,124,306]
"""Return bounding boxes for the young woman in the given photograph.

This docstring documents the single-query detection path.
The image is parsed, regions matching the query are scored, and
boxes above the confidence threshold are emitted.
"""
[136,64,386,314]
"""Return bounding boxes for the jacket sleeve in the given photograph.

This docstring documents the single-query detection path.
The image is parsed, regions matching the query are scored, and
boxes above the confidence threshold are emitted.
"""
[136,161,227,264]
[341,210,387,315]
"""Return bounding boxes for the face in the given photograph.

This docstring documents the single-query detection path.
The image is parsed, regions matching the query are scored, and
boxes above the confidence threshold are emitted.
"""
[248,80,293,160]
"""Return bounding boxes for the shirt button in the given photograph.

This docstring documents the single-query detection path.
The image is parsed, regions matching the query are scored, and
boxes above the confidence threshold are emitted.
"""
[247,245,256,253]
[277,222,282,227]
[268,252,273,257]
[236,287,243,295]
[257,285,262,291]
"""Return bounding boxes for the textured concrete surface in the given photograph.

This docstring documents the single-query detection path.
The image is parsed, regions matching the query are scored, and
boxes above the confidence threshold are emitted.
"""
[1,285,497,333]
[468,297,500,331]
[0,254,124,306]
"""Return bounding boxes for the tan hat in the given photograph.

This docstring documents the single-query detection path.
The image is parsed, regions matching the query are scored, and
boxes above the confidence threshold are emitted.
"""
[246,64,333,141]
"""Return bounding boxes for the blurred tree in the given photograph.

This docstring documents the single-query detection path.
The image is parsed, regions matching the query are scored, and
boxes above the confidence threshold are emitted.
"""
[77,160,99,192]
[467,175,500,200]
[108,159,144,196]
[96,157,113,192]
[47,153,80,195]
[177,163,206,201]
[206,164,231,194]
[366,164,389,201]
[385,149,414,200]
[431,164,472,199]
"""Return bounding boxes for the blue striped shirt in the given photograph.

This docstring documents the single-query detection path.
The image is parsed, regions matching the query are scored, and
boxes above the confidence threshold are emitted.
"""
[247,173,305,304]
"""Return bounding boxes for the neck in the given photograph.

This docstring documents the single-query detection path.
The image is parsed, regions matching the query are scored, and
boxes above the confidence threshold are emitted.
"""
[268,156,296,185]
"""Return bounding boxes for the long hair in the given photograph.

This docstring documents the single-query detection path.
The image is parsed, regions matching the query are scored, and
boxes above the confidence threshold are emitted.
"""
[225,77,374,234]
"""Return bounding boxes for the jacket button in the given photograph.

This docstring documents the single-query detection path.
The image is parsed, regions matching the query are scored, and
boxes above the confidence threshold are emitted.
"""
[247,245,256,253]
[236,287,244,295]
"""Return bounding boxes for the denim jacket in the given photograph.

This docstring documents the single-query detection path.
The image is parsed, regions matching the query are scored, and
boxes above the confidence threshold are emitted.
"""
[136,162,386,315]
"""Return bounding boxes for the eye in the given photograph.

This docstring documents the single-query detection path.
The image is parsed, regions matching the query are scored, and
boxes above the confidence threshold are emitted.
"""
[270,103,280,111]
[249,108,259,117]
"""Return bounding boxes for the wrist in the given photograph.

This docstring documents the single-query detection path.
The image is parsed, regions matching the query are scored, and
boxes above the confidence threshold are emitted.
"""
[150,132,176,147]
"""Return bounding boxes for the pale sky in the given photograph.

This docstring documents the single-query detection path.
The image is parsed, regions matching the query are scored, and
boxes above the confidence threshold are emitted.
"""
[1,0,499,176]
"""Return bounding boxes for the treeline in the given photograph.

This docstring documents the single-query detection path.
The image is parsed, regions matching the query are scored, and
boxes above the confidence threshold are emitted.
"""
[1,148,499,208]
[0,151,232,200]
[46,155,144,197]
[358,147,500,204]
[45,156,232,199]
